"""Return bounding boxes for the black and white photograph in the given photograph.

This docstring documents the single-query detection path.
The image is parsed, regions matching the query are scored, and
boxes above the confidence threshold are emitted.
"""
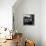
[23,14,34,25]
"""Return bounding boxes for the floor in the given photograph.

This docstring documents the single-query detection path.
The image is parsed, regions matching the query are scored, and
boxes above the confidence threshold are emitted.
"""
[0,39,16,46]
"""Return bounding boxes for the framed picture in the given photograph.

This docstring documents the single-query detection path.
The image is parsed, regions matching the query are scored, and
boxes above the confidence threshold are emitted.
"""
[23,14,34,25]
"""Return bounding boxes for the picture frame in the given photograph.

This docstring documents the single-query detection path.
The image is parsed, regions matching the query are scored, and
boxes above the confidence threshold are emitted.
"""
[23,14,34,25]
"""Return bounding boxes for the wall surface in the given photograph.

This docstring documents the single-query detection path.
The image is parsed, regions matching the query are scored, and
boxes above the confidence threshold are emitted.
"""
[0,0,16,30]
[41,0,46,46]
[13,0,42,46]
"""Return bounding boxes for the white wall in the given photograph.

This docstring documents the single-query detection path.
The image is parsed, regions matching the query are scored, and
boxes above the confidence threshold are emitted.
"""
[0,0,16,30]
[41,0,46,46]
[13,0,42,46]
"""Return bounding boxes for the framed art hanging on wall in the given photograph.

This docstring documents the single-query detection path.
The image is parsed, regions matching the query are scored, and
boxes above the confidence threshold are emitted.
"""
[23,14,34,25]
